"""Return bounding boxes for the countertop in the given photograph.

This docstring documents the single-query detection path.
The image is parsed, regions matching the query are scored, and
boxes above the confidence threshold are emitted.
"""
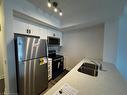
[44,58,127,95]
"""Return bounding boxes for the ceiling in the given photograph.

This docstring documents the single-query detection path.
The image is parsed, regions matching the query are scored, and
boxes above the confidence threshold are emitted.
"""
[27,0,126,30]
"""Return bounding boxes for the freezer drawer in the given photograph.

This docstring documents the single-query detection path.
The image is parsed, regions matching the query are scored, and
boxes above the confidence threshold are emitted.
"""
[16,58,48,95]
[34,58,48,95]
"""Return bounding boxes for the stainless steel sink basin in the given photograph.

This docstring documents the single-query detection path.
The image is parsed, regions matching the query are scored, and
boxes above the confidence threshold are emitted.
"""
[78,63,98,77]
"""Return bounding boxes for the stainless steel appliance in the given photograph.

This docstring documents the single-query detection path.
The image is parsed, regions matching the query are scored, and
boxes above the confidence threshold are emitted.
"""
[14,34,48,95]
[48,50,64,79]
[47,36,60,46]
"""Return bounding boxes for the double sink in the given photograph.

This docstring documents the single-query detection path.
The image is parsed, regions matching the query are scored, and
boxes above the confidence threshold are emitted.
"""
[78,62,98,77]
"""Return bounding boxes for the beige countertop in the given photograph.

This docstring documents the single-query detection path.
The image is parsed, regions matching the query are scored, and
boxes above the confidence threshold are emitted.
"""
[44,58,127,95]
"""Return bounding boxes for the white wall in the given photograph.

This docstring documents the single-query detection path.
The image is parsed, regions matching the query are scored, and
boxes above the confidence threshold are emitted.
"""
[61,24,104,70]
[103,18,119,64]
[0,0,4,79]
[103,5,127,80]
[116,14,127,80]
[3,0,61,94]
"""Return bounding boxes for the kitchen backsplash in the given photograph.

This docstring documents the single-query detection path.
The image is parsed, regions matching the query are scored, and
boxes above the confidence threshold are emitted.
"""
[48,46,62,54]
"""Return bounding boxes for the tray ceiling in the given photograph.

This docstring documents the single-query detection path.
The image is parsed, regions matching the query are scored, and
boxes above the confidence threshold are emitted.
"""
[27,0,126,30]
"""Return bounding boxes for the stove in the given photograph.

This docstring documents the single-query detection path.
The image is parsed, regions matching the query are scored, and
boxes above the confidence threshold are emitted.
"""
[48,50,64,79]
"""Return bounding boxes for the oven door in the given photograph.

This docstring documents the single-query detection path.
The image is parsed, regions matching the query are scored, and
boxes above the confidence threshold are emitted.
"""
[52,57,64,79]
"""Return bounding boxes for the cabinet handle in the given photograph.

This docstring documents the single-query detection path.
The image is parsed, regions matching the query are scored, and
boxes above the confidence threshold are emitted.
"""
[53,33,55,36]
[29,29,31,34]
[26,29,29,33]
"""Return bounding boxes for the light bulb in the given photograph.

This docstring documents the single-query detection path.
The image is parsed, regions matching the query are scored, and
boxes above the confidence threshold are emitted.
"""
[54,8,58,12]
[59,12,63,16]
[47,2,51,8]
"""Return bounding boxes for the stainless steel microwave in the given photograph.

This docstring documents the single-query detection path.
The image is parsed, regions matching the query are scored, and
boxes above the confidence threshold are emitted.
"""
[47,36,60,46]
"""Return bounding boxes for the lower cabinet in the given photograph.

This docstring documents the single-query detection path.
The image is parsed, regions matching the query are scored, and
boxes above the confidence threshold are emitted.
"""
[48,58,52,81]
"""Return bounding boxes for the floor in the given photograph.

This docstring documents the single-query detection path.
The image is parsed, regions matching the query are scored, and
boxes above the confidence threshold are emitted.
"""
[41,70,69,95]
[0,79,5,95]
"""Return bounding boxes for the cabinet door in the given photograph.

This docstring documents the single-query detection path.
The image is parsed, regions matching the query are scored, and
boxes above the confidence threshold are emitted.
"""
[46,28,54,37]
[39,27,47,39]
[13,19,29,35]
[29,24,40,36]
[29,24,49,39]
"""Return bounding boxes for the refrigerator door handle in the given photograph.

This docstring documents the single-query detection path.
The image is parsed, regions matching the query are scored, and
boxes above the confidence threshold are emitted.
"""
[33,59,36,94]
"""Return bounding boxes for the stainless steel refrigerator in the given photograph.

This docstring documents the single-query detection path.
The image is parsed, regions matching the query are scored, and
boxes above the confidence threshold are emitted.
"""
[14,34,48,95]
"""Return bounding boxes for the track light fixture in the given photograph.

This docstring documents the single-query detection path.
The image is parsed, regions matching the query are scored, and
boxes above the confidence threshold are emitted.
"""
[47,2,51,8]
[47,0,63,16]
[59,10,62,16]
[53,2,58,12]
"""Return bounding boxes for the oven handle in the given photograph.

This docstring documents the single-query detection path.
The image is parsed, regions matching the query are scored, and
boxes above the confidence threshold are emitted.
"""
[53,58,64,61]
